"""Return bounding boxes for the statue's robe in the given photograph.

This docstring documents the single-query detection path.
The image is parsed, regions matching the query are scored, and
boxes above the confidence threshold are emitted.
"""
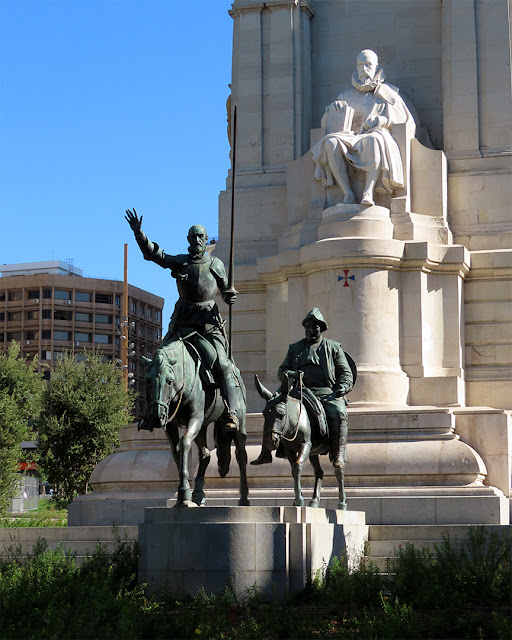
[311,81,416,195]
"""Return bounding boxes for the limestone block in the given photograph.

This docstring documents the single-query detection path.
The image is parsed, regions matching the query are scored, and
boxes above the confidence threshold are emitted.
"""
[138,507,367,599]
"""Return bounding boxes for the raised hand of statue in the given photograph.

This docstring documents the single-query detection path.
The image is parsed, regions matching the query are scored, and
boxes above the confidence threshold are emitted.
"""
[125,208,143,234]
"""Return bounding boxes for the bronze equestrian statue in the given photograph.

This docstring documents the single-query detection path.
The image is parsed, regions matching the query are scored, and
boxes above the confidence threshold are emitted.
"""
[126,210,248,506]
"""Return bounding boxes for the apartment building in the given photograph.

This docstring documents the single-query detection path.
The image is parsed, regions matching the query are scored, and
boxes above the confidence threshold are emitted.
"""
[0,261,164,417]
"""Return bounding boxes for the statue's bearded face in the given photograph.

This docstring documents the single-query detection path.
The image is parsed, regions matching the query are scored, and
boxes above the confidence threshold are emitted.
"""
[188,225,208,257]
[356,51,378,84]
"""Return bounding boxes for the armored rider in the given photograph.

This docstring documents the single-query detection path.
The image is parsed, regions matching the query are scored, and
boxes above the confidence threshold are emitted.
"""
[252,307,353,466]
[125,209,239,431]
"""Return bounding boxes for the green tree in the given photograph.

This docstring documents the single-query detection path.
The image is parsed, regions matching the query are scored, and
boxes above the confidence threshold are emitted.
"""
[0,343,44,515]
[38,351,133,501]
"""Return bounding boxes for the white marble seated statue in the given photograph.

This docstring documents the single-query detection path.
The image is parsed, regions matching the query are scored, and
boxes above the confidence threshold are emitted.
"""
[311,49,416,207]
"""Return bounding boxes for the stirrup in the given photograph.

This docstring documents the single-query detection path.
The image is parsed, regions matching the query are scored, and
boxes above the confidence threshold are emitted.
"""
[224,411,239,432]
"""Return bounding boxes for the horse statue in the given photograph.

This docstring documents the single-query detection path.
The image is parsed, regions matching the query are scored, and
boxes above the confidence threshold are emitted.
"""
[254,364,356,510]
[140,334,249,507]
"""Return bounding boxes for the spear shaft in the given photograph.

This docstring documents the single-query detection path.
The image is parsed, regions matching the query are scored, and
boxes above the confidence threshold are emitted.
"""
[227,105,237,360]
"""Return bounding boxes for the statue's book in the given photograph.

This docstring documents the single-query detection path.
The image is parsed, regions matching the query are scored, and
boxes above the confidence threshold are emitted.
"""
[326,104,354,134]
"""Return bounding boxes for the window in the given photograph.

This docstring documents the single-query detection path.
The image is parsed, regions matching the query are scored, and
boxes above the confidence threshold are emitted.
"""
[95,293,112,304]
[25,331,38,341]
[0,313,4,322]
[115,295,120,307]
[41,351,52,361]
[26,311,39,321]
[0,333,4,342]
[76,291,92,302]
[156,329,161,341]
[54,330,71,341]
[0,293,5,302]
[147,307,152,319]
[130,361,136,370]
[155,310,162,322]
[75,353,87,362]
[139,304,145,316]
[42,309,52,320]
[94,333,112,344]
[54,310,72,321]
[8,291,22,301]
[114,316,120,326]
[95,314,112,324]
[130,301,137,313]
[115,336,120,346]
[54,290,71,300]
[76,312,92,323]
[43,289,52,299]
[27,290,40,299]
[42,330,52,340]
[138,325,145,338]
[74,332,91,343]
[53,352,64,361]
[7,332,21,341]
[7,312,22,321]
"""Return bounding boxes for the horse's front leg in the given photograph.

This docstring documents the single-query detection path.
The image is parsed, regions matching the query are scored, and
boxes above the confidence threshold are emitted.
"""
[191,427,210,506]
[234,424,249,506]
[334,467,347,510]
[308,454,324,508]
[164,423,180,468]
[290,442,311,507]
[176,417,203,506]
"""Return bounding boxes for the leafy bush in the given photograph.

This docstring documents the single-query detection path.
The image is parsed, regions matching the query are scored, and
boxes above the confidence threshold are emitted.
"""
[0,526,510,639]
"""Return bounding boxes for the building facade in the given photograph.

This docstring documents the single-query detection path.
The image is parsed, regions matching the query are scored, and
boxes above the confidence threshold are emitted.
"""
[0,261,164,417]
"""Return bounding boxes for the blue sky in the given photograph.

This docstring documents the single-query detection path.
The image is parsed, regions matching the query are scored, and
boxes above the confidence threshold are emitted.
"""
[0,0,234,318]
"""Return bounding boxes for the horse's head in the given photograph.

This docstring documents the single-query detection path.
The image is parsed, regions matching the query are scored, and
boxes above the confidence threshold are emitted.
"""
[254,374,291,451]
[143,347,179,429]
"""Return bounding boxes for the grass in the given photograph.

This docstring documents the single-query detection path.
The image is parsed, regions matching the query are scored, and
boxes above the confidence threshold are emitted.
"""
[0,497,68,527]
[0,526,510,639]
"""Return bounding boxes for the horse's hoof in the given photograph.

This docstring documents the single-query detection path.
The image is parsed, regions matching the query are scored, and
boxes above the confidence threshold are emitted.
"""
[293,499,304,507]
[309,501,320,508]
[338,502,347,511]
[238,498,250,506]
[192,495,205,506]
[175,500,199,508]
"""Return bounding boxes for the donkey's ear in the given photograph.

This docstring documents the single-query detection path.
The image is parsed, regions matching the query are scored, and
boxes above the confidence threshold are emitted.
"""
[142,356,152,365]
[280,372,292,397]
[254,375,273,401]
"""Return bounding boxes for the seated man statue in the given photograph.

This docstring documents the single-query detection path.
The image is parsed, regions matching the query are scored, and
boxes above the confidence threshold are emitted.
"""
[125,209,239,431]
[311,49,416,207]
[252,308,353,467]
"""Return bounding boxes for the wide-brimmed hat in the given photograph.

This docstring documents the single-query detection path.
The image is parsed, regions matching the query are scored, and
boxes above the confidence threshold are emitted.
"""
[302,307,328,332]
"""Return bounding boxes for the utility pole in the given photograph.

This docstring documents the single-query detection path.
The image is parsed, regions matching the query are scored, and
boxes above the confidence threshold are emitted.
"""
[122,243,128,391]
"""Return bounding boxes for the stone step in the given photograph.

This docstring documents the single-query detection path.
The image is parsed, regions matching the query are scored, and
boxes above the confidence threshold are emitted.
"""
[364,524,512,570]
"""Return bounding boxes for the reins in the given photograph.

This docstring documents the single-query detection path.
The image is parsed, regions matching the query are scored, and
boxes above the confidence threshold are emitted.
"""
[274,377,303,442]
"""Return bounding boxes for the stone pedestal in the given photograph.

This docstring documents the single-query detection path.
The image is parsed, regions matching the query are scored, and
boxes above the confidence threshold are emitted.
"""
[138,506,368,600]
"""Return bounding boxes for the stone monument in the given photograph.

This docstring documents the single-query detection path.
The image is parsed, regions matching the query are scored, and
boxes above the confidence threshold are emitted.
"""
[71,0,511,529]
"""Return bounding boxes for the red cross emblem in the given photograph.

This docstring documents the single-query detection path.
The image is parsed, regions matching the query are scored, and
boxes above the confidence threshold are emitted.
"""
[338,269,355,287]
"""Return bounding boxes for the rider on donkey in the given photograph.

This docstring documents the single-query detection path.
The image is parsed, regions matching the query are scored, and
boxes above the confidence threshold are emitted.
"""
[252,308,353,467]
[125,209,239,431]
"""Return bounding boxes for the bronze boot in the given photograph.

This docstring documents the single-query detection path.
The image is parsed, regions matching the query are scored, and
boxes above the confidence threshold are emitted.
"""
[332,434,347,469]
[250,447,273,465]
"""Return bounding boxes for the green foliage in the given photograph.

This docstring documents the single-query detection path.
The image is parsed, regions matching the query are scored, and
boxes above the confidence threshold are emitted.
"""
[0,526,510,639]
[38,351,134,501]
[0,343,43,516]
[0,497,68,527]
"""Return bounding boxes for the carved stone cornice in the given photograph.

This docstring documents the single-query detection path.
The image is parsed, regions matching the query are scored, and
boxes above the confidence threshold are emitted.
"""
[229,0,314,18]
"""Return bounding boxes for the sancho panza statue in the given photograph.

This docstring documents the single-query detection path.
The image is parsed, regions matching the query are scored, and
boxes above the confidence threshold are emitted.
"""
[125,209,239,431]
[311,49,416,207]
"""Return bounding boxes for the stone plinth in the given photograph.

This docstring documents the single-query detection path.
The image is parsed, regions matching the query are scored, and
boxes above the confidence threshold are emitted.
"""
[138,506,368,600]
